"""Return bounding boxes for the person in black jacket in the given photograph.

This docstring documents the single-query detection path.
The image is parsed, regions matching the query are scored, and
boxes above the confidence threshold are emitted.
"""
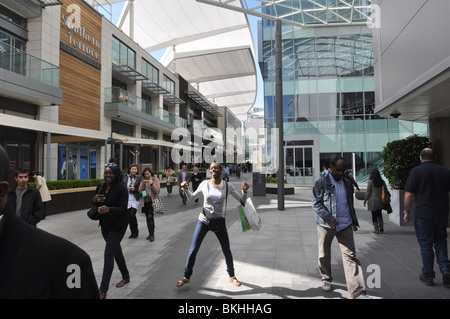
[0,146,99,298]
[191,166,203,205]
[92,163,130,299]
[8,169,44,226]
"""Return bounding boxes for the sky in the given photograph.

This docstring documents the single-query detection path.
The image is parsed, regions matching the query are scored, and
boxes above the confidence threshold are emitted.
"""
[108,1,265,112]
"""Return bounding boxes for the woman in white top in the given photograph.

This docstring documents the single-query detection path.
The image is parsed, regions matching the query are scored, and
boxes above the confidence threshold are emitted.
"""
[122,164,141,239]
[176,162,250,288]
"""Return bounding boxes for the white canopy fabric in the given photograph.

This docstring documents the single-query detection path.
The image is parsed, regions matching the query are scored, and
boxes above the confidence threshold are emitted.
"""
[91,0,257,120]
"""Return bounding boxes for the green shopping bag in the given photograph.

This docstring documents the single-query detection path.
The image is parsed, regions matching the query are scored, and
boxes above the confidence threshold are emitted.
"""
[238,205,251,232]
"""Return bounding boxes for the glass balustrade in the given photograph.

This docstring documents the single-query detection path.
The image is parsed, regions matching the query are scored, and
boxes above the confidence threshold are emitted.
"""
[0,41,60,88]
[105,87,187,128]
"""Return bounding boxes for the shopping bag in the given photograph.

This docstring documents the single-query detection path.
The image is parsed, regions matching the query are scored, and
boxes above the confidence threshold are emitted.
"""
[241,198,262,231]
[152,195,164,214]
[237,205,251,232]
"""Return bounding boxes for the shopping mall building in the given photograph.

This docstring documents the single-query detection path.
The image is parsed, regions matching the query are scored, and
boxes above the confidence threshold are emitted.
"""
[0,0,253,185]
[257,2,428,185]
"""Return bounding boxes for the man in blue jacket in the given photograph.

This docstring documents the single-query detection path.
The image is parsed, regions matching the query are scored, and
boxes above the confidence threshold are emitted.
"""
[8,168,44,226]
[312,157,367,299]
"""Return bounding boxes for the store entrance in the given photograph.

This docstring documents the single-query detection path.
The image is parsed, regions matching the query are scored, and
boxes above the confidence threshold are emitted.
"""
[285,144,316,186]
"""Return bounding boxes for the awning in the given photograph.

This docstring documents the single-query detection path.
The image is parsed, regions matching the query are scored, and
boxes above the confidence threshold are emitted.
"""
[112,64,148,83]
[0,113,109,141]
[185,89,222,118]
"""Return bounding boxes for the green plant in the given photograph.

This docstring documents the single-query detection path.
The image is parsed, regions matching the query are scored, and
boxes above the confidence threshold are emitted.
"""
[382,135,431,189]
[265,176,288,184]
[29,179,104,190]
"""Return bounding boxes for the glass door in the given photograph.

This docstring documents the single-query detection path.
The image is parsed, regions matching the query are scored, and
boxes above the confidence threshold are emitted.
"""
[285,146,315,185]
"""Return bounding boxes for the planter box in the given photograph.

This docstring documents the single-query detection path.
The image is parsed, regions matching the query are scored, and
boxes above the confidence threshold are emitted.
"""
[389,189,415,226]
[46,187,97,216]
[266,183,295,195]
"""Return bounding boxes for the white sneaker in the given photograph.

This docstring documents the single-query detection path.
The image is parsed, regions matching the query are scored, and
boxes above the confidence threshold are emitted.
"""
[322,281,332,292]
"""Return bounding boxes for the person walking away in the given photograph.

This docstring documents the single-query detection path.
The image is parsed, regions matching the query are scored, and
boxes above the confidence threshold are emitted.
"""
[31,171,51,217]
[0,146,99,299]
[92,163,130,299]
[122,164,141,239]
[8,169,44,227]
[138,167,160,242]
[222,165,230,182]
[312,157,368,299]
[191,166,203,205]
[364,169,387,234]
[177,165,191,205]
[166,167,175,196]
[176,162,250,288]
[404,148,450,287]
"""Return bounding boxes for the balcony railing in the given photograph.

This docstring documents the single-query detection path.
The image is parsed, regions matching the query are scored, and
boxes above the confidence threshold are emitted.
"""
[105,87,187,128]
[0,42,60,88]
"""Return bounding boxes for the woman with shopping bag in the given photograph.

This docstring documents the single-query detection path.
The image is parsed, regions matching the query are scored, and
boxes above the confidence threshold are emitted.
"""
[176,162,249,288]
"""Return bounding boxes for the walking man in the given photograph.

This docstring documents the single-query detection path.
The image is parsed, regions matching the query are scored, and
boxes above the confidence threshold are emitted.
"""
[177,165,191,205]
[404,148,450,287]
[8,169,44,226]
[312,157,368,299]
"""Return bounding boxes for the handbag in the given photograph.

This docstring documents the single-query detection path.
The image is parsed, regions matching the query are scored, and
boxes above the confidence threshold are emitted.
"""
[382,185,391,205]
[87,206,99,220]
[152,195,164,214]
[355,191,366,201]
[88,181,105,220]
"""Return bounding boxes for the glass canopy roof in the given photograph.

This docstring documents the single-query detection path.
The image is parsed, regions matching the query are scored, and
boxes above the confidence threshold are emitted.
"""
[196,0,372,27]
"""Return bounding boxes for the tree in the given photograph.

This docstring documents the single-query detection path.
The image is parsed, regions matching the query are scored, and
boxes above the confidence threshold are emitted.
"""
[382,135,431,189]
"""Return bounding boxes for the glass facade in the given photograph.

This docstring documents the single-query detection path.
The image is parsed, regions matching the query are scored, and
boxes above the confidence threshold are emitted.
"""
[261,22,428,183]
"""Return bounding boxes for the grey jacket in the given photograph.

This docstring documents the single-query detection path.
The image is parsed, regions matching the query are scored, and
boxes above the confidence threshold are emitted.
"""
[364,179,386,211]
[312,174,359,229]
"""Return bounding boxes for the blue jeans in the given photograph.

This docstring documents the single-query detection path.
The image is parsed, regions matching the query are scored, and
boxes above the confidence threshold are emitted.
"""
[184,220,235,279]
[414,217,450,282]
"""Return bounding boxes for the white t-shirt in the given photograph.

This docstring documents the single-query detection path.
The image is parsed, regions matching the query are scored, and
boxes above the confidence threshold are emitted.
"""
[184,180,248,223]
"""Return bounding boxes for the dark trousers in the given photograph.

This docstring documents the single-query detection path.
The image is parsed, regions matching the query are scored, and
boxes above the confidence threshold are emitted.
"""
[167,182,173,195]
[184,220,235,279]
[371,209,384,232]
[193,183,200,203]
[127,207,138,236]
[415,217,450,282]
[179,187,187,204]
[142,201,155,236]
[100,226,129,293]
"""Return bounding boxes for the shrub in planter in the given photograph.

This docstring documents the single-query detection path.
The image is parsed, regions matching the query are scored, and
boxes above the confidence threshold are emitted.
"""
[381,134,431,226]
[29,179,104,191]
[381,134,431,190]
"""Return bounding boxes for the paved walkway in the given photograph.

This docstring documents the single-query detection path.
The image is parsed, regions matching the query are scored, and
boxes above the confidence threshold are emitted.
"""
[39,173,450,300]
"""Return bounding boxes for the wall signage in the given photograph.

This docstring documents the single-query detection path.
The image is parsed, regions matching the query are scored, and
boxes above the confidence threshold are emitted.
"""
[60,3,102,69]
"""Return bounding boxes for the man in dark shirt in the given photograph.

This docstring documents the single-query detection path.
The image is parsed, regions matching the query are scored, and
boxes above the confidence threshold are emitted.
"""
[404,148,450,287]
[0,146,99,298]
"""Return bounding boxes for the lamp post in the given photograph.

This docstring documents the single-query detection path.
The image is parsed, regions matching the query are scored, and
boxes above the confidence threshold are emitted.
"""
[275,19,285,211]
